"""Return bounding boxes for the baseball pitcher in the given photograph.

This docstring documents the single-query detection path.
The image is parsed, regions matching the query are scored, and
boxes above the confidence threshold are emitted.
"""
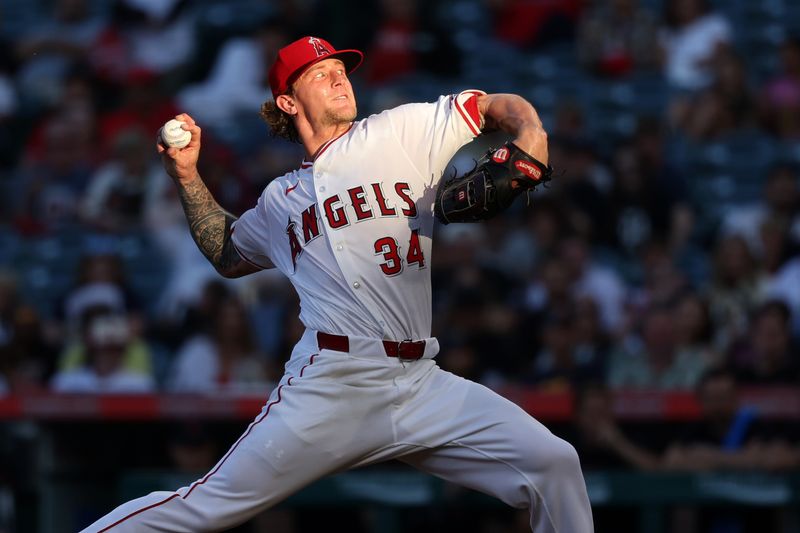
[84,36,593,533]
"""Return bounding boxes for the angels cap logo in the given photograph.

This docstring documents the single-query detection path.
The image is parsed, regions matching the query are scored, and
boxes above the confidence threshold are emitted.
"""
[308,37,331,57]
[492,147,510,163]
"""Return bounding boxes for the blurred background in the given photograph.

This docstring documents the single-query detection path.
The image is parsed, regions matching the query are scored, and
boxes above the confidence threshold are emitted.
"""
[0,0,799,531]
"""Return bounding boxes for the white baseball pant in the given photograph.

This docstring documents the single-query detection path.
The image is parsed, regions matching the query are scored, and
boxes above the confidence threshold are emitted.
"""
[83,329,594,532]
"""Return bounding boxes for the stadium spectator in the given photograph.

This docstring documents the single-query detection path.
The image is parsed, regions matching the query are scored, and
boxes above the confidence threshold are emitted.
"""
[486,0,582,49]
[167,296,270,393]
[20,67,97,161]
[192,140,254,217]
[0,272,57,393]
[488,198,566,281]
[663,366,798,470]
[86,5,134,88]
[549,99,589,146]
[572,295,612,374]
[362,0,419,85]
[566,382,659,470]
[56,298,152,381]
[142,151,222,321]
[14,113,96,234]
[357,0,461,85]
[14,0,105,107]
[576,0,659,77]
[51,306,155,393]
[559,235,627,333]
[436,337,483,384]
[632,117,688,197]
[112,0,195,80]
[708,235,769,353]
[607,305,709,390]
[658,0,731,91]
[677,50,757,139]
[632,118,697,259]
[721,164,800,253]
[437,253,527,381]
[0,271,20,353]
[758,217,795,280]
[727,300,800,385]
[658,0,733,128]
[625,240,691,337]
[54,252,143,340]
[548,138,611,238]
[673,291,720,369]
[523,255,575,333]
[97,67,179,156]
[166,422,218,473]
[80,128,163,232]
[0,304,57,394]
[563,381,655,532]
[759,35,800,140]
[151,279,230,354]
[526,310,605,390]
[0,28,19,172]
[605,143,684,254]
[664,367,798,533]
[178,20,288,127]
[765,252,800,336]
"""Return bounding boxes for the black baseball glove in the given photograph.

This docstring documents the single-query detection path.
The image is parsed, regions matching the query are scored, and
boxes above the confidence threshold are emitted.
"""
[434,141,552,224]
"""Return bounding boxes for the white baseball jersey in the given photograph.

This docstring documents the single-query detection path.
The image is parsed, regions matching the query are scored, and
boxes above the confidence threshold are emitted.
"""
[231,90,486,342]
[83,89,596,533]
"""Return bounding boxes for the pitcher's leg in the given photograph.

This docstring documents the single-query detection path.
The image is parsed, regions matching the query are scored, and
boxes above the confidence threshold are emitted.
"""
[82,394,336,531]
[400,371,593,533]
[83,354,369,533]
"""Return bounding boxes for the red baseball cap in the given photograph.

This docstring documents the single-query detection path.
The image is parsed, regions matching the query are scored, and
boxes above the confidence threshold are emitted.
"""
[268,36,364,99]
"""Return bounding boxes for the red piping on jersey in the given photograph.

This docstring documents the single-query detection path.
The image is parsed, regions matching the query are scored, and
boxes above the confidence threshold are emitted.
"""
[230,228,268,270]
[285,181,300,195]
[299,354,317,377]
[309,123,354,163]
[453,91,483,136]
[97,494,180,532]
[97,354,319,531]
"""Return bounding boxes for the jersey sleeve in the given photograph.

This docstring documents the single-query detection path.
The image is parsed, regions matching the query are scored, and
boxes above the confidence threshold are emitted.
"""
[230,186,274,270]
[387,89,486,184]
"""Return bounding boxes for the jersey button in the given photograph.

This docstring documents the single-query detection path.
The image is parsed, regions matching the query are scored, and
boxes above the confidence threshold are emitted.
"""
[319,186,326,192]
[352,281,361,289]
[336,244,343,251]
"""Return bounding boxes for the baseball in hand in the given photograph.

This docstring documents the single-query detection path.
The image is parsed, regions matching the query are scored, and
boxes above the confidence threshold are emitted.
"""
[160,119,191,149]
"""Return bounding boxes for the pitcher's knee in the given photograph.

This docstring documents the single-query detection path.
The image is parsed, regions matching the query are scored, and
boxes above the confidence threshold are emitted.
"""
[519,434,582,483]
[546,437,582,478]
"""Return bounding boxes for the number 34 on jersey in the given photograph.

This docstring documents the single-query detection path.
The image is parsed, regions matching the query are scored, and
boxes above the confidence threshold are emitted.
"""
[286,180,426,276]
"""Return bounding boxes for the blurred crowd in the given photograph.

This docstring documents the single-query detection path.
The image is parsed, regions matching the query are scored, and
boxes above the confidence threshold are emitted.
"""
[0,0,798,531]
[0,0,797,459]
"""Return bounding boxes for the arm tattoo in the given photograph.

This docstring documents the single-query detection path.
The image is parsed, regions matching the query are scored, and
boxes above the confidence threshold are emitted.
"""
[176,177,243,275]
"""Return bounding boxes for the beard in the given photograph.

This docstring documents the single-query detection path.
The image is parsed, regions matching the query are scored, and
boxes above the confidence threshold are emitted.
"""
[323,105,357,126]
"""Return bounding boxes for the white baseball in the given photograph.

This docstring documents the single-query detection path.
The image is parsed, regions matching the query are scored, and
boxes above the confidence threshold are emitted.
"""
[161,118,192,149]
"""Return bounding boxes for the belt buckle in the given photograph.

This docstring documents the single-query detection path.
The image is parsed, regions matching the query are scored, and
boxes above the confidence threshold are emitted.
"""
[397,339,422,361]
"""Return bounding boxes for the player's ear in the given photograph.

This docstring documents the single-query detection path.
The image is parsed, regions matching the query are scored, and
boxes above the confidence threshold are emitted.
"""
[276,94,297,117]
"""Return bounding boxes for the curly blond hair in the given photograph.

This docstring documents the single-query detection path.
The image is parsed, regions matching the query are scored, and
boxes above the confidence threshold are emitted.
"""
[259,89,300,144]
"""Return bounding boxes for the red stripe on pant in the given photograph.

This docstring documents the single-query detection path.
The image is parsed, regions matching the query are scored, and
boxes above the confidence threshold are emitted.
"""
[97,354,318,532]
